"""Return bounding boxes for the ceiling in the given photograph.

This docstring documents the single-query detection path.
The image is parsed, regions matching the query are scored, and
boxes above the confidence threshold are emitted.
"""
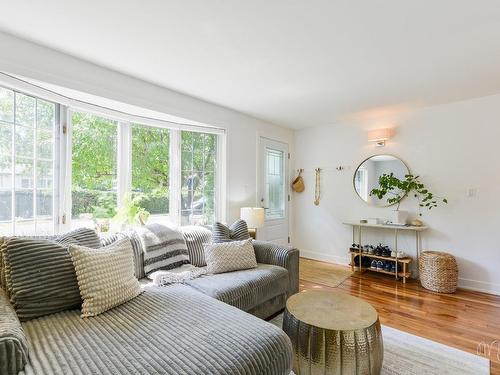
[0,1,499,129]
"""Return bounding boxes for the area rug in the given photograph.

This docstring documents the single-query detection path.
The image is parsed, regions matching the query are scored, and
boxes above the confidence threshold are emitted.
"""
[299,258,352,288]
[269,314,490,375]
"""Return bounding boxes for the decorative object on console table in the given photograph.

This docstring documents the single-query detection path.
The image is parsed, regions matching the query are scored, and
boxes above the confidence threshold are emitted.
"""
[344,221,428,283]
[370,173,448,224]
[283,290,383,375]
[240,207,265,239]
[419,251,458,293]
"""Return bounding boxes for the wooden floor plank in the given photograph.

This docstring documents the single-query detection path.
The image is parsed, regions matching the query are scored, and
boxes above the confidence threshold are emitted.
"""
[299,258,500,374]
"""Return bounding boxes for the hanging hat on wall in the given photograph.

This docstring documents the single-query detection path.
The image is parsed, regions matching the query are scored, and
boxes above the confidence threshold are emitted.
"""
[291,169,305,193]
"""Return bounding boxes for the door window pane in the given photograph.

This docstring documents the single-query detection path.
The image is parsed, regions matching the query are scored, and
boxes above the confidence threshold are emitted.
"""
[265,148,285,219]
[181,131,217,225]
[131,124,170,222]
[71,112,117,229]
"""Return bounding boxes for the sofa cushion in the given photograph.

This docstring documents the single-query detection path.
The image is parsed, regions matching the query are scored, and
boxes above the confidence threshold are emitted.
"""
[136,224,190,277]
[0,288,29,375]
[212,220,250,243]
[185,263,289,311]
[56,228,102,248]
[2,238,82,321]
[204,239,257,274]
[69,238,143,317]
[20,284,292,375]
[100,231,146,279]
[0,228,102,321]
[180,225,212,267]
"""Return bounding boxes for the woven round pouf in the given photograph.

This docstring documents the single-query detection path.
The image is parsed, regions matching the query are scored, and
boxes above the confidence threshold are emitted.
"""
[283,290,383,375]
[419,251,458,293]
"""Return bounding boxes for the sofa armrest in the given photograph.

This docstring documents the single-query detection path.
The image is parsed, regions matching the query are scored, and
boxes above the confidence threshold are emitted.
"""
[0,288,29,375]
[252,241,299,296]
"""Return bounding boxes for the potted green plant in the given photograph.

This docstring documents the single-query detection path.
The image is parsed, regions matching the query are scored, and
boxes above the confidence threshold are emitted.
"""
[92,195,117,232]
[113,193,151,230]
[370,173,447,224]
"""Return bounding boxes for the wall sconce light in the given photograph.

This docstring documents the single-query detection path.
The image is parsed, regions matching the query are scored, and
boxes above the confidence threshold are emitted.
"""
[368,128,392,147]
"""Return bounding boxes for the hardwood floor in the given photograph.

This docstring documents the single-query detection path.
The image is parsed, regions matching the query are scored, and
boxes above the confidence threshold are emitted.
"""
[299,257,500,374]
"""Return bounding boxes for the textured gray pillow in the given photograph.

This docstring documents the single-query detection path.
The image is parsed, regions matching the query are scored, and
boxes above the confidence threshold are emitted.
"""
[69,238,143,318]
[203,239,257,274]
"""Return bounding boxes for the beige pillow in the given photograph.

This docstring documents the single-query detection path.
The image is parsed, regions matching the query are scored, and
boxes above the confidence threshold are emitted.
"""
[69,237,142,318]
[203,239,257,274]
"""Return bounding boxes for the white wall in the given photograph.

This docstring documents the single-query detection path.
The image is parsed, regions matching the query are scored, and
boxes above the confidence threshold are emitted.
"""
[0,31,294,225]
[293,93,500,295]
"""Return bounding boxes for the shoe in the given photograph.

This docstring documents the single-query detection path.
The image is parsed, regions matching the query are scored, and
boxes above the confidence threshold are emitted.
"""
[390,263,396,273]
[384,262,392,272]
[377,261,384,270]
[370,260,378,269]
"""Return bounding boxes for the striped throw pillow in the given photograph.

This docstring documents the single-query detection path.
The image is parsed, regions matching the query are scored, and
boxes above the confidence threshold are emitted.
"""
[0,228,101,321]
[180,226,213,267]
[2,238,82,321]
[69,238,142,317]
[135,224,190,277]
[212,220,250,243]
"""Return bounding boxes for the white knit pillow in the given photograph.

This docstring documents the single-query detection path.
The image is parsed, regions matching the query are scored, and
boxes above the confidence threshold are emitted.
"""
[203,239,257,274]
[69,238,142,318]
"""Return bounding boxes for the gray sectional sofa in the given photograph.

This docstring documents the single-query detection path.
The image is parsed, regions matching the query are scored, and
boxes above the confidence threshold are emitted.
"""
[0,227,299,375]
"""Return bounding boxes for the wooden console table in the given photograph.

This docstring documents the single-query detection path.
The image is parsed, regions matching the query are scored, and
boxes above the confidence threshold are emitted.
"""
[343,222,428,283]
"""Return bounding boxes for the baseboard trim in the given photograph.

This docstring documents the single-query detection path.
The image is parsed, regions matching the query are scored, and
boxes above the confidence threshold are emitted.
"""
[457,277,500,296]
[299,250,350,266]
[299,250,500,296]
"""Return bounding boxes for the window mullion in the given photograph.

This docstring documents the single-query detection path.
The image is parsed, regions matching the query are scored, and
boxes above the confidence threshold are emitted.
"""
[170,129,181,226]
[117,122,132,207]
[59,106,71,233]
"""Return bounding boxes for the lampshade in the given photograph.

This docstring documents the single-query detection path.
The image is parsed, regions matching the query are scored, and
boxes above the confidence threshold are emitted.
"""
[240,207,265,229]
[368,128,391,142]
[368,128,392,147]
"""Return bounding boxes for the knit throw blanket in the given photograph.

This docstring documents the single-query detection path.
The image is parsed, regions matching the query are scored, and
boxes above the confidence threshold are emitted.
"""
[150,265,207,287]
[135,223,206,286]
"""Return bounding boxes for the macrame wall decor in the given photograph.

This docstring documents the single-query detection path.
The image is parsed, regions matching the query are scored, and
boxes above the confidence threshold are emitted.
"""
[314,168,321,206]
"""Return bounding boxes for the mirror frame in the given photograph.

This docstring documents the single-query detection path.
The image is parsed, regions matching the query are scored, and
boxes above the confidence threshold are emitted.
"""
[353,154,410,207]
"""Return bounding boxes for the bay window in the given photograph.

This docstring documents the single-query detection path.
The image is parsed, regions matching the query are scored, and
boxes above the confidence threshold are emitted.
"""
[131,123,170,221]
[71,112,118,229]
[0,83,224,236]
[0,87,57,235]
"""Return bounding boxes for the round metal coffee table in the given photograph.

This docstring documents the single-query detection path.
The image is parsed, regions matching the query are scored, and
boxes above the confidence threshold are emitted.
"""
[283,290,383,375]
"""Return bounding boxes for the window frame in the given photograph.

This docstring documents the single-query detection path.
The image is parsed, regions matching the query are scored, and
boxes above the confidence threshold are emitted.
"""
[0,77,226,235]
[0,85,61,235]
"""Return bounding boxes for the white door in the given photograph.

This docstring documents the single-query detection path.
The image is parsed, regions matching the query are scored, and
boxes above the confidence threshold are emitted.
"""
[257,137,289,245]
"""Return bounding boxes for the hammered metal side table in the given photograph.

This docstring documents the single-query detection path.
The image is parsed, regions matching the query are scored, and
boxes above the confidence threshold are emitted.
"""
[283,290,383,375]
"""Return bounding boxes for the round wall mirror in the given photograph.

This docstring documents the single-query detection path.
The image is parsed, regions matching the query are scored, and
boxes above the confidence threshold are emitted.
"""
[353,155,409,207]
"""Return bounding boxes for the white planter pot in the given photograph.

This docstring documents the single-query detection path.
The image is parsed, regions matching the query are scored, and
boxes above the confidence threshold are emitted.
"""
[391,210,408,225]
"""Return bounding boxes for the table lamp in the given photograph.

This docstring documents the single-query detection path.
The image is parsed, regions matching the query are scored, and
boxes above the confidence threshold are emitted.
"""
[240,207,265,239]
